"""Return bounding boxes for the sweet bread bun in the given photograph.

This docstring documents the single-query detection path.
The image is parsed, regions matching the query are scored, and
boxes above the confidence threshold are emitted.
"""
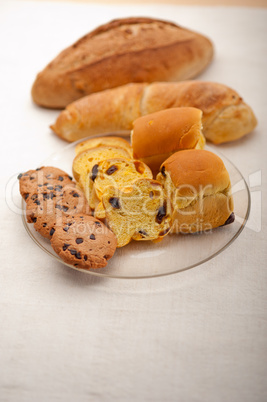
[72,146,132,205]
[75,136,132,157]
[102,178,172,247]
[32,17,213,108]
[91,158,153,218]
[131,107,205,174]
[156,149,234,233]
[51,81,257,144]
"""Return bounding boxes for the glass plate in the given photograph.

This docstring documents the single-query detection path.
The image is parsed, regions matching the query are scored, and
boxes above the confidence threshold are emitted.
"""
[22,133,250,279]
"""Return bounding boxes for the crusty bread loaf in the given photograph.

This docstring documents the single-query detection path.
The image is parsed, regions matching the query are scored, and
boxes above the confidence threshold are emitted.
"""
[156,149,234,233]
[102,178,172,247]
[131,107,205,174]
[92,158,153,219]
[32,17,213,108]
[75,136,132,156]
[51,81,257,144]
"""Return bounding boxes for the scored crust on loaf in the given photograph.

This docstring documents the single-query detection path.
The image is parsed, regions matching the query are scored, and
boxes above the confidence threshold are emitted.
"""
[51,81,257,144]
[72,146,132,206]
[141,81,258,144]
[75,136,133,156]
[32,17,213,108]
[92,158,153,218]
[156,149,234,233]
[102,178,172,247]
[131,107,206,174]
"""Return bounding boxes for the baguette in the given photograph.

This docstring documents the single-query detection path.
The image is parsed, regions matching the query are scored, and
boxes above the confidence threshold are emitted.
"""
[51,81,257,144]
[31,17,213,108]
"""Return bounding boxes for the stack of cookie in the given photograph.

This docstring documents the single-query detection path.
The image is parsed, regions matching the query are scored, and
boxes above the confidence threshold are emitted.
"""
[18,166,117,269]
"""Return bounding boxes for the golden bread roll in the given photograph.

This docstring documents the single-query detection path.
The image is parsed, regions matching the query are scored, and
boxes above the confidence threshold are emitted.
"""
[75,136,132,156]
[51,81,257,144]
[91,158,153,219]
[131,107,205,174]
[156,149,234,233]
[102,178,172,247]
[32,17,213,108]
[72,146,132,205]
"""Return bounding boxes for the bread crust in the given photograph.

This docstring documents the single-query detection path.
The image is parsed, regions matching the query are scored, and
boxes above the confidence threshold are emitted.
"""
[32,17,213,108]
[131,107,205,173]
[51,81,257,144]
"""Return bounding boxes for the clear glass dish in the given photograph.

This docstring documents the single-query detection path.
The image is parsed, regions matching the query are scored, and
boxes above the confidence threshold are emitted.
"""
[22,133,250,279]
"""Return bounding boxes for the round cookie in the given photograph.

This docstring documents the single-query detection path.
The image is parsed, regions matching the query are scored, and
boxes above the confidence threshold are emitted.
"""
[50,215,117,269]
[30,185,91,237]
[18,166,73,200]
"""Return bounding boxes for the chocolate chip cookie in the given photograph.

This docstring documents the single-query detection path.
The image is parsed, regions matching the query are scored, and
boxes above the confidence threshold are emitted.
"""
[18,166,73,200]
[50,215,117,269]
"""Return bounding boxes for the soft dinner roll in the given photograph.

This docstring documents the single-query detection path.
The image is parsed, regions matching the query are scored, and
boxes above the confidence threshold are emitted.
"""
[75,136,132,157]
[131,107,205,174]
[156,149,234,233]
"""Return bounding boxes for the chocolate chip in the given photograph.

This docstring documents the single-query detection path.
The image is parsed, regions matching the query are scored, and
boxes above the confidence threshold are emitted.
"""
[84,255,87,261]
[55,185,63,191]
[34,200,41,206]
[104,255,109,260]
[46,174,52,178]
[31,194,38,200]
[58,176,63,181]
[108,241,110,244]
[32,217,37,223]
[72,192,80,197]
[63,226,69,232]
[159,228,170,237]
[161,166,166,177]
[76,238,83,244]
[95,221,101,226]
[109,197,121,209]
[68,175,73,181]
[50,228,55,236]
[91,164,99,181]
[139,230,148,237]
[55,204,62,210]
[149,191,154,199]
[30,177,34,180]
[38,184,43,187]
[75,252,82,260]
[69,249,77,255]
[46,185,54,190]
[43,223,47,227]
[156,202,167,224]
[36,168,41,171]
[17,173,23,180]
[62,206,69,212]
[222,212,235,226]
[90,234,96,240]
[106,165,118,175]
[63,243,70,251]
[24,193,29,200]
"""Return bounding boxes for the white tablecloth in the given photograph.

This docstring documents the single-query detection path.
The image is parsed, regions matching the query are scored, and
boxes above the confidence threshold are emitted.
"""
[1,2,266,401]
